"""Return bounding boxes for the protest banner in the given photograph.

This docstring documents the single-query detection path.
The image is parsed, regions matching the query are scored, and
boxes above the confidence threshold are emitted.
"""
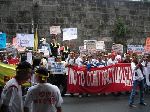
[50,26,61,35]
[16,34,34,47]
[0,62,31,86]
[0,62,15,86]
[67,63,132,93]
[0,33,6,49]
[127,45,144,55]
[63,28,77,41]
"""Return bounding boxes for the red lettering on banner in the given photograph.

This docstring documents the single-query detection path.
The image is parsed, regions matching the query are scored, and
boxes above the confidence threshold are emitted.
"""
[78,71,85,86]
[86,72,92,86]
[101,70,111,85]
[67,63,132,93]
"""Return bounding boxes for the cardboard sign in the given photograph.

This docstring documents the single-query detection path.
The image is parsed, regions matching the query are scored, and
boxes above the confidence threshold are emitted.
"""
[50,26,61,35]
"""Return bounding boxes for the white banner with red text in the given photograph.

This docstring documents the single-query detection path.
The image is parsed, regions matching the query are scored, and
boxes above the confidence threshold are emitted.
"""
[67,63,132,94]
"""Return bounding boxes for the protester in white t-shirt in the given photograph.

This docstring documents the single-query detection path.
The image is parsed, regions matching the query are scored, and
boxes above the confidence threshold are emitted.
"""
[141,55,150,86]
[115,52,122,63]
[129,54,146,107]
[75,54,87,67]
[24,67,63,112]
[65,52,76,75]
[107,54,118,66]
[0,61,32,112]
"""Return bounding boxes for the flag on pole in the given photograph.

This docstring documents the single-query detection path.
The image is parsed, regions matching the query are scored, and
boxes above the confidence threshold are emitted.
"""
[34,28,38,51]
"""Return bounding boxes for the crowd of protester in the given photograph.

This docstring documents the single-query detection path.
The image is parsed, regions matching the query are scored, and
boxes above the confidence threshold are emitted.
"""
[0,37,150,110]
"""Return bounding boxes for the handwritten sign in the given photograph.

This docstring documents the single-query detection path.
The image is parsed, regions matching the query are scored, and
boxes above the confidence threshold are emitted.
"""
[16,34,34,47]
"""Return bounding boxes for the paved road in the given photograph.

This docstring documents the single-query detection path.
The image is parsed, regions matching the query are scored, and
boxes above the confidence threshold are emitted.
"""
[62,94,150,112]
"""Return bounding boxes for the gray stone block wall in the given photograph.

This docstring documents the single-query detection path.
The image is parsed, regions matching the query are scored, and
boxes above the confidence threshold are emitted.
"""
[0,0,150,49]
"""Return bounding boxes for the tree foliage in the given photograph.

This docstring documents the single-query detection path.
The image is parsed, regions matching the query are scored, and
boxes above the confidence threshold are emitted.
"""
[112,18,128,44]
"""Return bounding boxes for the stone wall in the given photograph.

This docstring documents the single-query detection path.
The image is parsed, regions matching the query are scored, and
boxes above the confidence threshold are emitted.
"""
[0,0,150,49]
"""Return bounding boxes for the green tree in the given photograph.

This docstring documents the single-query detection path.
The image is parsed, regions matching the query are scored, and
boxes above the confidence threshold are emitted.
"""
[112,17,128,44]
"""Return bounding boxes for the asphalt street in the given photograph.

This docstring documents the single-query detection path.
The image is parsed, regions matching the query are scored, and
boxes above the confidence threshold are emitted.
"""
[62,93,150,112]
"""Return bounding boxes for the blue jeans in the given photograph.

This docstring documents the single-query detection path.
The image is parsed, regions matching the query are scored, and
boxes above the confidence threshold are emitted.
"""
[129,79,144,104]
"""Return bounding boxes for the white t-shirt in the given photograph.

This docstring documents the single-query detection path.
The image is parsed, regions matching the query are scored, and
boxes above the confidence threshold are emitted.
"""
[75,57,83,67]
[131,62,144,81]
[24,83,63,112]
[141,61,150,85]
[65,57,75,66]
[0,78,23,112]
[107,58,117,66]
[115,54,122,61]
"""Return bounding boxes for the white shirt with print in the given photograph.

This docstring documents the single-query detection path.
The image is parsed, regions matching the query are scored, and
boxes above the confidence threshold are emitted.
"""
[24,83,63,112]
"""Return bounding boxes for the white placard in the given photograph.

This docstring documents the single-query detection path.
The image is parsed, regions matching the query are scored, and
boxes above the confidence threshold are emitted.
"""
[50,26,61,35]
[112,44,123,53]
[51,63,66,74]
[84,40,97,54]
[27,52,32,64]
[38,48,49,57]
[96,41,105,50]
[63,28,77,41]
[16,34,34,47]
[84,40,97,50]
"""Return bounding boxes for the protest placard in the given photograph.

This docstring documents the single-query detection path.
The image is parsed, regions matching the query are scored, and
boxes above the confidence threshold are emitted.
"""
[127,45,144,55]
[63,28,77,41]
[96,41,105,51]
[84,40,97,54]
[16,34,34,47]
[50,26,61,35]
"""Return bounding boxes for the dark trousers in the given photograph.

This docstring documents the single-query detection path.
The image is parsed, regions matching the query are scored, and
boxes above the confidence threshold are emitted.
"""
[129,79,144,104]
[53,74,67,95]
